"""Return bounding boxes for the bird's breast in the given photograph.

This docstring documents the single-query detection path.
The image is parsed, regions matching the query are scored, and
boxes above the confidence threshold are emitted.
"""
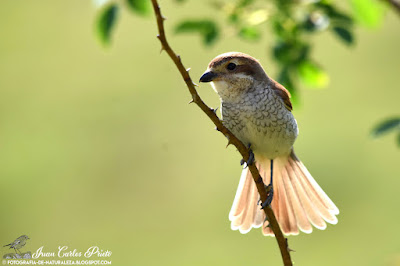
[221,89,298,158]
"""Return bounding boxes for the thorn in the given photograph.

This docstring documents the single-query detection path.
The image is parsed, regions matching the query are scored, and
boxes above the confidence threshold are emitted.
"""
[210,107,218,114]
[160,47,165,54]
[263,219,271,229]
[188,99,194,104]
[186,68,191,72]
[286,239,295,252]
[192,82,199,87]
[226,139,233,148]
[215,126,220,132]
[161,16,167,21]
[177,55,181,62]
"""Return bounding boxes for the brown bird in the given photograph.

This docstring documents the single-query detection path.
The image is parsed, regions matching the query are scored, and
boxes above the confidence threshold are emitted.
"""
[199,52,339,236]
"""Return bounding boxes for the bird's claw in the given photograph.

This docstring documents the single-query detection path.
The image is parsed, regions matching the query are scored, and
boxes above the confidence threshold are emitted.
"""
[261,184,274,209]
[240,144,255,168]
[247,149,255,166]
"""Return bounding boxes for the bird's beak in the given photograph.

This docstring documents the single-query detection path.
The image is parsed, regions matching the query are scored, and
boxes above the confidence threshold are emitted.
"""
[199,71,217,83]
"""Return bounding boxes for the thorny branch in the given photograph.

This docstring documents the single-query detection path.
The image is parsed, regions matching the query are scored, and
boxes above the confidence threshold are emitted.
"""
[150,0,293,265]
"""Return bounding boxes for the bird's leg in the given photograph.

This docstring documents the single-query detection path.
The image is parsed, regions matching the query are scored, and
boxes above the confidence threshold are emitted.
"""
[240,143,255,167]
[261,159,274,209]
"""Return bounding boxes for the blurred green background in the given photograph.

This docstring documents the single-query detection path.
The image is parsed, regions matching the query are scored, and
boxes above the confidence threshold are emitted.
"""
[0,0,399,265]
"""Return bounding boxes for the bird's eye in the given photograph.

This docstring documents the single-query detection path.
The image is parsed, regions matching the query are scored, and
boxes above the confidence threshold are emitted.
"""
[227,63,236,71]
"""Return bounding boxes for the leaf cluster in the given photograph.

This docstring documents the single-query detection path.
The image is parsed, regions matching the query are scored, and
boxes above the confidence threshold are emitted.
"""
[173,0,358,98]
[93,0,396,148]
[94,0,384,94]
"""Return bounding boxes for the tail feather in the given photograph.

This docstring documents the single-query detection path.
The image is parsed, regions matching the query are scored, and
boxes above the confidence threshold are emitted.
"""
[274,170,296,233]
[240,180,258,233]
[262,223,274,236]
[291,153,339,215]
[229,168,252,222]
[253,201,264,228]
[291,158,338,224]
[276,167,299,235]
[286,160,327,230]
[281,166,312,233]
[229,150,339,236]
[230,168,259,233]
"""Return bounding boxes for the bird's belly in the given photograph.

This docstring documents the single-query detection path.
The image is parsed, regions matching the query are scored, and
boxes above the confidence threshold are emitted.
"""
[248,129,294,158]
[228,113,298,159]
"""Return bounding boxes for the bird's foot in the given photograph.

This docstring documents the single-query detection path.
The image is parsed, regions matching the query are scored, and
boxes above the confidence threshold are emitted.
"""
[258,200,270,225]
[261,184,274,209]
[240,144,255,168]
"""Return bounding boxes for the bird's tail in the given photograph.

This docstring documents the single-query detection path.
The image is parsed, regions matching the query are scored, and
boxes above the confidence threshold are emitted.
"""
[229,150,339,236]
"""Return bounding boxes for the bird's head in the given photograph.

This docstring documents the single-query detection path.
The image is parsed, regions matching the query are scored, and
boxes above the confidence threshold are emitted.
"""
[19,235,29,241]
[199,52,269,101]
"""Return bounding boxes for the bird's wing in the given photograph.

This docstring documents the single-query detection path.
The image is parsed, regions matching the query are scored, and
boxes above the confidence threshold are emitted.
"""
[269,78,293,111]
[11,240,20,248]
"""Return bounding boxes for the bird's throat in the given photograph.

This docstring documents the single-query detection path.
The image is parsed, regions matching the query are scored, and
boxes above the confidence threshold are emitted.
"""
[211,80,248,103]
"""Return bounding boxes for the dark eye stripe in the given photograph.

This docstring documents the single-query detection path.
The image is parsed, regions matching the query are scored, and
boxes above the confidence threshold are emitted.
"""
[236,64,254,75]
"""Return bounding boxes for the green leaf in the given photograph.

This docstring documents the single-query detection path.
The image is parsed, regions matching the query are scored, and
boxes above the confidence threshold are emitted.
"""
[371,118,400,137]
[237,0,255,8]
[126,0,151,16]
[297,60,329,89]
[175,20,219,45]
[96,4,119,46]
[329,11,354,26]
[272,41,309,64]
[272,20,285,38]
[316,2,354,26]
[228,12,240,24]
[350,0,384,28]
[332,26,354,45]
[397,133,400,147]
[238,26,261,41]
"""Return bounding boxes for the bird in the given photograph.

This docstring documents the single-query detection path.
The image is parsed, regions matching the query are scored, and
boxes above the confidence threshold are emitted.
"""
[3,235,30,254]
[199,52,339,236]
